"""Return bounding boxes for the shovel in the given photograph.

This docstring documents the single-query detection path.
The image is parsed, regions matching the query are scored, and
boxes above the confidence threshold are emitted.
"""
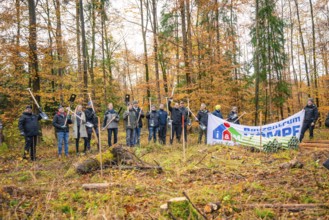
[27,88,49,120]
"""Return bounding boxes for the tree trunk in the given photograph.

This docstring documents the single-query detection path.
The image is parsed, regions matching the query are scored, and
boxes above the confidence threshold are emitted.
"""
[90,0,96,99]
[44,0,56,95]
[101,0,107,104]
[309,0,319,109]
[180,0,191,88]
[294,0,311,96]
[54,0,64,102]
[152,0,161,103]
[76,0,82,82]
[28,0,40,110]
[140,0,151,99]
[79,0,88,102]
[254,0,260,125]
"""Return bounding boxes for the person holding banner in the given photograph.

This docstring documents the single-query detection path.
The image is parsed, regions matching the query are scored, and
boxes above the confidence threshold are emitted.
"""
[300,98,319,142]
[18,105,43,161]
[124,103,137,147]
[102,103,120,147]
[52,106,72,158]
[72,105,87,155]
[132,100,144,146]
[158,103,168,144]
[227,106,240,124]
[85,101,99,152]
[212,105,223,119]
[146,105,160,143]
[168,99,183,144]
[195,103,209,144]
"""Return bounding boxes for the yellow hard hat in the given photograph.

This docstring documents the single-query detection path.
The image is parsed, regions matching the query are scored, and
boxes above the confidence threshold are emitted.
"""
[215,105,221,110]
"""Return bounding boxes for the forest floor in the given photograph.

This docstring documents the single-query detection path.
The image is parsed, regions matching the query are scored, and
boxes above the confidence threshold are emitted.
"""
[1,127,329,219]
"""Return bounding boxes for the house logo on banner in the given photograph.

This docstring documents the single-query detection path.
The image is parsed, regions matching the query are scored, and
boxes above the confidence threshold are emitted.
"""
[213,122,241,141]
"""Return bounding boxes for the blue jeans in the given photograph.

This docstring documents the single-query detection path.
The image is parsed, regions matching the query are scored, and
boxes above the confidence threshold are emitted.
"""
[126,128,136,147]
[133,127,142,145]
[57,132,69,155]
[148,126,159,143]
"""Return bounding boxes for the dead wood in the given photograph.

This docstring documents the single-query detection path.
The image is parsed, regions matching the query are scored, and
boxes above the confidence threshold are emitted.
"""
[242,203,329,211]
[82,183,110,190]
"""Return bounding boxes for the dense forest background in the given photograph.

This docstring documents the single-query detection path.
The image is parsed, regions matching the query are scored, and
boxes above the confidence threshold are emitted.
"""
[0,0,328,125]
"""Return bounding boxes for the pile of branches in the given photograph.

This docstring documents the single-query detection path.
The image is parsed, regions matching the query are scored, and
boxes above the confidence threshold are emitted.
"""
[74,145,163,174]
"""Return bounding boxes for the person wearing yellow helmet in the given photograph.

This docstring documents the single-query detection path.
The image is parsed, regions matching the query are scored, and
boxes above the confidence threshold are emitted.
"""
[212,104,223,119]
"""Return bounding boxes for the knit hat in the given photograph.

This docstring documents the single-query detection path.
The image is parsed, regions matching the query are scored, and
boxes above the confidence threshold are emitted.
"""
[215,105,221,110]
[308,98,314,103]
[58,105,64,109]
[133,100,138,104]
[26,105,32,109]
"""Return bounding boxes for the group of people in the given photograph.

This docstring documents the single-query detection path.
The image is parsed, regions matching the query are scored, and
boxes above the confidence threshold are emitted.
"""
[18,97,320,161]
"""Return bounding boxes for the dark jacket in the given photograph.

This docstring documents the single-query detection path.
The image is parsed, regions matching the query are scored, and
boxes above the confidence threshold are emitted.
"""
[168,101,182,125]
[103,109,119,129]
[85,108,98,126]
[212,110,223,119]
[146,110,160,127]
[123,109,137,129]
[227,111,240,124]
[18,112,42,136]
[52,112,72,132]
[133,107,144,128]
[197,110,209,126]
[304,104,319,123]
[179,107,190,124]
[158,109,168,126]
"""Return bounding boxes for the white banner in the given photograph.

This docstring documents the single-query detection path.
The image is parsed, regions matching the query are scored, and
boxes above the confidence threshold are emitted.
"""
[207,110,305,146]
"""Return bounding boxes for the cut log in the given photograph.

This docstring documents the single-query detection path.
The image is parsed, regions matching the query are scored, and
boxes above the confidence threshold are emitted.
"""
[82,183,110,190]
[300,143,329,149]
[243,203,329,212]
[303,140,329,144]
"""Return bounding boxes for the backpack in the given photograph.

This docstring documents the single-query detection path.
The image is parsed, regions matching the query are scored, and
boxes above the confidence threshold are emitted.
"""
[325,113,329,128]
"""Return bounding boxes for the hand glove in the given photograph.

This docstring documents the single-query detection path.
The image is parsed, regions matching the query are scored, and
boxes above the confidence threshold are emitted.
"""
[38,107,43,112]
[61,125,67,129]
[311,122,315,126]
[20,131,25,136]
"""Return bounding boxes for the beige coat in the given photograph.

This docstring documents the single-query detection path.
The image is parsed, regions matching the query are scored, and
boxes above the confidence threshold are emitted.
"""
[73,112,87,138]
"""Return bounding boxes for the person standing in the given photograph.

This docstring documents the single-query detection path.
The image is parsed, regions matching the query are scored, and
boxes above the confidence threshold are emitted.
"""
[168,99,183,144]
[195,103,209,144]
[300,98,319,142]
[227,106,240,124]
[212,105,223,119]
[146,105,160,143]
[72,105,87,155]
[18,105,42,161]
[179,100,191,143]
[52,106,72,158]
[158,103,168,144]
[102,103,120,147]
[85,101,99,152]
[123,103,137,147]
[132,100,144,146]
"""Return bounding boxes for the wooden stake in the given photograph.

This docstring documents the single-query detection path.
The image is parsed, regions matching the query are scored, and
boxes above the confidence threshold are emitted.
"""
[182,115,186,162]
[98,117,103,178]
[259,111,262,148]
